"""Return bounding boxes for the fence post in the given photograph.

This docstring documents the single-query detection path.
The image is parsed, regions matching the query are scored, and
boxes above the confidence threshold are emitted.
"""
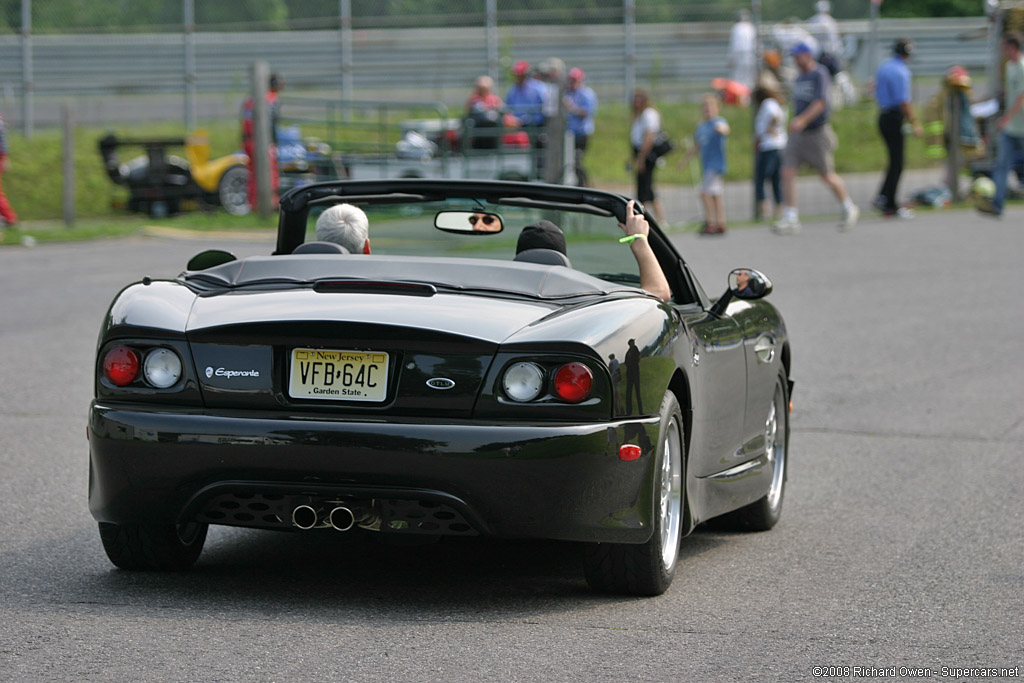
[947,90,962,202]
[869,0,880,79]
[752,0,762,221]
[251,61,273,218]
[340,0,353,105]
[486,0,498,82]
[21,0,33,138]
[62,103,74,227]
[184,0,197,132]
[624,0,635,105]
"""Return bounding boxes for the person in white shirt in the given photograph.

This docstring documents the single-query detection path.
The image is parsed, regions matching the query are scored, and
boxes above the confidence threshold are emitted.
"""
[728,11,758,90]
[629,89,666,224]
[753,76,788,222]
[807,0,843,68]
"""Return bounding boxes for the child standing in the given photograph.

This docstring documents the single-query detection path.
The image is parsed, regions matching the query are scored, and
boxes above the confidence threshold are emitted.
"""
[681,94,730,234]
[753,77,788,223]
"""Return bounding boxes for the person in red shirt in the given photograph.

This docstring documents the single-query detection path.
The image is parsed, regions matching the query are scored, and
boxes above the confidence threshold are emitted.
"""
[241,73,284,210]
[0,111,17,227]
[465,75,504,149]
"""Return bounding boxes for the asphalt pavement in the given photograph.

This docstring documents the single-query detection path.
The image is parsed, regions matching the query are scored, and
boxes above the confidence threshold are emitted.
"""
[0,206,1021,681]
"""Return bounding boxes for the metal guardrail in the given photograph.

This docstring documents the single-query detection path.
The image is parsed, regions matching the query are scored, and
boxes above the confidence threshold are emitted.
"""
[0,17,995,130]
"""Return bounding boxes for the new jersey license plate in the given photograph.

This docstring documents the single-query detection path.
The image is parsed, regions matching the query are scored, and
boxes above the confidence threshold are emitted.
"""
[289,348,389,402]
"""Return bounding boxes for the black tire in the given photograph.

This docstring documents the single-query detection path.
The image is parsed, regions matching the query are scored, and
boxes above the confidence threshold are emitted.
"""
[217,164,250,216]
[584,391,685,596]
[98,521,207,571]
[721,373,789,531]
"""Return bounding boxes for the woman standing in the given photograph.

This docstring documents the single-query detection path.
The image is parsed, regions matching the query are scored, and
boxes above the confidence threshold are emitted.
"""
[753,77,788,223]
[630,89,666,224]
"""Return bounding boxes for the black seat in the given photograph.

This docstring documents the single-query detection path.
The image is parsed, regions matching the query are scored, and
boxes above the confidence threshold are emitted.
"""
[513,248,572,267]
[292,241,350,255]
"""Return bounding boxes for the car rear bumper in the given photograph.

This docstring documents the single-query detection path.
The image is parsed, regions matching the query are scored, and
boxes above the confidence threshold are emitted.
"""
[88,402,661,544]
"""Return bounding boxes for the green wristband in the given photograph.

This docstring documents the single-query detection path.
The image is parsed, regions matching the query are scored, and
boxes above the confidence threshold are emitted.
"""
[619,233,647,244]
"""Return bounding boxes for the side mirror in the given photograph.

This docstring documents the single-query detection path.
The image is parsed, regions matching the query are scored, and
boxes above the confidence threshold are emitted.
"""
[435,210,504,234]
[729,268,772,300]
[710,268,772,317]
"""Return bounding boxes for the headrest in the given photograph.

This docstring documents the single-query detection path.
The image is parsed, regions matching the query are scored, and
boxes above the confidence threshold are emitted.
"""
[513,248,572,267]
[292,241,350,255]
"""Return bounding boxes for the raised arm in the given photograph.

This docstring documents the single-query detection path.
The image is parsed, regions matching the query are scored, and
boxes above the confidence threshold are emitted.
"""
[619,200,672,302]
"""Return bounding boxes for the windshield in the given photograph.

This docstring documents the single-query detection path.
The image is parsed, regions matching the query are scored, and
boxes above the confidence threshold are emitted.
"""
[306,198,642,289]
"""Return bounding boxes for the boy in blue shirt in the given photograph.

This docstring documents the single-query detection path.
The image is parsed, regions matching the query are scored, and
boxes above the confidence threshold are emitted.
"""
[681,93,730,234]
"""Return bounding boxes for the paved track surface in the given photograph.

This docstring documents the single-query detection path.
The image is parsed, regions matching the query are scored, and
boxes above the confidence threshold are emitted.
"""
[1,208,1021,681]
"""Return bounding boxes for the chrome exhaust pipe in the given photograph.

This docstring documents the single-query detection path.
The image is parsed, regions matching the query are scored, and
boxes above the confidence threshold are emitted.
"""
[291,504,319,530]
[328,506,356,532]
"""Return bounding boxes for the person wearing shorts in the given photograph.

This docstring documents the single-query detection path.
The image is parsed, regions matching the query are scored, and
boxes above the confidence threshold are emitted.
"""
[680,93,730,234]
[773,43,859,234]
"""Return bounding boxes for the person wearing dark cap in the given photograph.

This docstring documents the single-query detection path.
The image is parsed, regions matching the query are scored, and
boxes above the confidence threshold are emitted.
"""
[516,220,567,255]
[874,38,923,218]
[774,42,859,234]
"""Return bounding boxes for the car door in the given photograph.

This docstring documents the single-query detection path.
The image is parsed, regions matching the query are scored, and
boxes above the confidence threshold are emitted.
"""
[680,309,747,478]
[727,299,781,450]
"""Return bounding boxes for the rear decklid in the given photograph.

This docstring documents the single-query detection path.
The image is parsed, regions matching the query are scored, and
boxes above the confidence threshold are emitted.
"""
[182,254,615,416]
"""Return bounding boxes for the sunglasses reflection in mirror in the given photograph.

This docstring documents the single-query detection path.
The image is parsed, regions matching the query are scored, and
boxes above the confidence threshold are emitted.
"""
[469,213,502,232]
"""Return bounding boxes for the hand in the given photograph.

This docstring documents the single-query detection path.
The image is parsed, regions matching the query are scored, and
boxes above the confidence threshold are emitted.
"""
[0,157,9,173]
[789,116,806,133]
[912,121,924,137]
[619,200,650,240]
[997,116,1008,131]
[636,158,646,174]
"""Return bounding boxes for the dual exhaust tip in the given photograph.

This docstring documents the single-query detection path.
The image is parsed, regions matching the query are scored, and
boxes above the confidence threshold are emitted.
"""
[291,504,357,532]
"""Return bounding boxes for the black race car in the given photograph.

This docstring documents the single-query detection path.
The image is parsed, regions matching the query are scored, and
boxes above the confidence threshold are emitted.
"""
[89,179,792,596]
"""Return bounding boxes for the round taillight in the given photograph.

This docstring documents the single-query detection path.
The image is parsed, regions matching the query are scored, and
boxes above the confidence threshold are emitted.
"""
[103,346,140,387]
[144,348,182,388]
[502,362,544,402]
[552,362,593,403]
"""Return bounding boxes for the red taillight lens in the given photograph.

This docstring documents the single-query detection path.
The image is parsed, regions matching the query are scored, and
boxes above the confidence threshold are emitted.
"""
[618,445,642,461]
[552,362,593,403]
[103,346,140,386]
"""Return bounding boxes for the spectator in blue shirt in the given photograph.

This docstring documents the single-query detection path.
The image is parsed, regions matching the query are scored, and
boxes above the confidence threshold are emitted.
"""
[563,67,598,186]
[874,38,923,218]
[680,93,730,234]
[505,60,546,129]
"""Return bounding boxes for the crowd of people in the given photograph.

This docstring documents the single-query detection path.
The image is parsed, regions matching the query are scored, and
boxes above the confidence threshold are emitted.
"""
[476,16,1022,235]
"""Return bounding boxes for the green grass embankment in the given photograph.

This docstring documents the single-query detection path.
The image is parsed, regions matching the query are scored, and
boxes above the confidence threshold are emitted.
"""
[1,100,941,245]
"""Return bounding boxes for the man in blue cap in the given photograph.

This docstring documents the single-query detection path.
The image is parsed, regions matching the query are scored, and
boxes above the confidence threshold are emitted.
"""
[773,42,859,234]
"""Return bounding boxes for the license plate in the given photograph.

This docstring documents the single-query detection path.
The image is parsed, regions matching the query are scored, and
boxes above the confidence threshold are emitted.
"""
[289,348,389,402]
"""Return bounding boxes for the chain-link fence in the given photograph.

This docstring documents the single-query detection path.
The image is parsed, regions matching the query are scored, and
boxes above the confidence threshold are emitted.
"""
[0,0,994,137]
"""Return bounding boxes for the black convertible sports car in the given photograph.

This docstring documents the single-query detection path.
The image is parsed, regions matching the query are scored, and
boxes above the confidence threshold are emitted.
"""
[89,179,791,596]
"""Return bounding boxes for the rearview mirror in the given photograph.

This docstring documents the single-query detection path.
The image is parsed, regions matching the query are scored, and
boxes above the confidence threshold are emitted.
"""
[435,210,504,234]
[729,268,772,300]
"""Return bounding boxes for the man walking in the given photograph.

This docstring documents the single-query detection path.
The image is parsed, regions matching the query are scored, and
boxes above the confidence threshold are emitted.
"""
[773,43,859,234]
[980,32,1024,218]
[874,38,923,218]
